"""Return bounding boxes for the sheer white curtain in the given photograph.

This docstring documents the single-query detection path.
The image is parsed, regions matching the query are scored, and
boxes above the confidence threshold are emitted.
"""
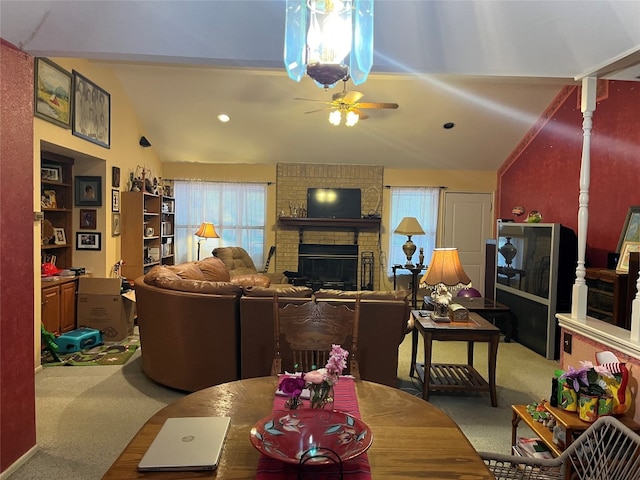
[388,187,440,274]
[174,180,266,264]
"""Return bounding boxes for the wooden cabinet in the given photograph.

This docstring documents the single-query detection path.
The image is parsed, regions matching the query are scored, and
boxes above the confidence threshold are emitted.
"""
[41,151,74,269]
[585,268,628,327]
[42,278,77,335]
[121,191,176,279]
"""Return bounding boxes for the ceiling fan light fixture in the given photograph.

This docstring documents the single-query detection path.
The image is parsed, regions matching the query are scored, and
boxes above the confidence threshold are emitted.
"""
[329,109,342,125]
[284,0,373,89]
[345,110,359,126]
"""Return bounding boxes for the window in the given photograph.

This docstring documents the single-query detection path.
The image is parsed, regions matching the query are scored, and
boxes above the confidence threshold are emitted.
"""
[174,180,266,264]
[388,187,439,274]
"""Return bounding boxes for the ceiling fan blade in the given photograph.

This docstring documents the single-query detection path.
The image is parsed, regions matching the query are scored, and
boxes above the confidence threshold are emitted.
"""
[294,97,333,105]
[303,107,332,114]
[343,90,364,104]
[350,108,369,120]
[354,102,399,109]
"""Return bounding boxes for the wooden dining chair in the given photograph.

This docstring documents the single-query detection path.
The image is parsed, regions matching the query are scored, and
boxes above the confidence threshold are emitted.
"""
[270,292,361,380]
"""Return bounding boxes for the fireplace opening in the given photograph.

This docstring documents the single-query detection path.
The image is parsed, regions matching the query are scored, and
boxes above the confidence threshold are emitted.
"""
[298,244,358,291]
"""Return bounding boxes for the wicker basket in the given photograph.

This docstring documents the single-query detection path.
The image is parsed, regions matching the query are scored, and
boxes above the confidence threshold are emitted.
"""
[480,416,640,480]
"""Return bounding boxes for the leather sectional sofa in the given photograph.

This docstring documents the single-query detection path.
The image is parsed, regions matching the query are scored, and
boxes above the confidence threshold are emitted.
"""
[135,256,412,392]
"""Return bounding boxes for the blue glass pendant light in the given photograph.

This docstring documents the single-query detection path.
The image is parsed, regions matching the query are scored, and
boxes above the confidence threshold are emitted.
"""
[284,0,373,89]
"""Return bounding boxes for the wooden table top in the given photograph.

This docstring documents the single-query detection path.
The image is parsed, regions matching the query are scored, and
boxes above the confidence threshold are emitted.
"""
[423,295,510,312]
[413,310,501,333]
[102,377,493,479]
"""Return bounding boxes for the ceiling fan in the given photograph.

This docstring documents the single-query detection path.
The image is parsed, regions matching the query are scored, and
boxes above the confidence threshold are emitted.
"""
[295,80,399,125]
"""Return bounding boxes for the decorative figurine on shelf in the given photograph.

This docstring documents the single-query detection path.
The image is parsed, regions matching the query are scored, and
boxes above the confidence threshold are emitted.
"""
[418,247,425,268]
[512,206,526,218]
[527,210,543,223]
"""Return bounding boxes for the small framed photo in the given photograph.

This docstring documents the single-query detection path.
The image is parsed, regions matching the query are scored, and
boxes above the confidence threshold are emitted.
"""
[53,228,66,245]
[76,232,101,251]
[112,166,120,188]
[34,57,73,129]
[616,241,640,273]
[72,70,110,148]
[41,164,62,182]
[112,213,121,236]
[112,189,120,212]
[42,190,57,209]
[80,209,97,229]
[75,176,102,206]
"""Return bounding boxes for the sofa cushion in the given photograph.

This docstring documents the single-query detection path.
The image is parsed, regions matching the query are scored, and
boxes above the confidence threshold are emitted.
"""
[170,262,207,280]
[314,289,410,301]
[144,265,181,285]
[144,262,239,295]
[230,274,271,288]
[243,285,314,297]
[196,257,231,282]
[213,246,258,273]
[155,277,243,295]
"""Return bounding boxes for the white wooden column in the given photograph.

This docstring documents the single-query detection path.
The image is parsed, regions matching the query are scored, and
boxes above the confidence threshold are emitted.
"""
[571,77,597,320]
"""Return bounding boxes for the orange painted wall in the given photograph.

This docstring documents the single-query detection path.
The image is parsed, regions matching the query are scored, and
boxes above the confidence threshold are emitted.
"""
[0,40,37,472]
[497,81,640,267]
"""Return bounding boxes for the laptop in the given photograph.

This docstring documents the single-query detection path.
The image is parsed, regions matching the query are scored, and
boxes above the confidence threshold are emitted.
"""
[138,416,231,472]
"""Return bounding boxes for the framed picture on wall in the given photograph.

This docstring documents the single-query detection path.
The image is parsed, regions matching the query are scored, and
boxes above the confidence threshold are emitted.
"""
[72,70,110,148]
[80,209,97,229]
[75,176,102,206]
[34,57,73,129]
[112,189,120,212]
[112,166,120,188]
[616,206,640,253]
[112,213,121,236]
[76,232,101,251]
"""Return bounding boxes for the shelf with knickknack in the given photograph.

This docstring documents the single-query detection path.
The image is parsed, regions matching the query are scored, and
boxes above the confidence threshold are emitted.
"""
[40,151,74,270]
[121,191,161,279]
[160,193,175,266]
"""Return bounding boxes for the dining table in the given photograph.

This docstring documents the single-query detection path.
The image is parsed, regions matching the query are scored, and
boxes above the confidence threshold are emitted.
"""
[102,376,493,479]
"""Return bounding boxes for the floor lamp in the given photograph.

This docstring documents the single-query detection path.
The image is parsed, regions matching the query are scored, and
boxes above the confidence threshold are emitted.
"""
[195,222,219,260]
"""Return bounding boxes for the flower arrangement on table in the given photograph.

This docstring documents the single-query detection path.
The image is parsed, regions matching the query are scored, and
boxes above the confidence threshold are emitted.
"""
[278,344,349,410]
[557,360,630,422]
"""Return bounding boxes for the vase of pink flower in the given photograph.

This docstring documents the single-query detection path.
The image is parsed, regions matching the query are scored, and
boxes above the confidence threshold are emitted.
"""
[306,345,349,410]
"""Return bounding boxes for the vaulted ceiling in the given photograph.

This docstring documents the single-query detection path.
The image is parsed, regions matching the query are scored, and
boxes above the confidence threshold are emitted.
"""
[2,0,639,170]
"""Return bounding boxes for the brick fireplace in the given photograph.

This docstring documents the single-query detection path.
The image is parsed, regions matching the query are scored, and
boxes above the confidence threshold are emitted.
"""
[275,164,383,290]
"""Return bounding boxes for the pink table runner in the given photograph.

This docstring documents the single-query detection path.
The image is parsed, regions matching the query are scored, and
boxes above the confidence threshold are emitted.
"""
[256,377,372,479]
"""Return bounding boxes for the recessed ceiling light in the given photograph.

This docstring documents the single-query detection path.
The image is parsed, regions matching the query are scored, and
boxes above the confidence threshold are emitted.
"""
[443,122,455,129]
[217,114,230,123]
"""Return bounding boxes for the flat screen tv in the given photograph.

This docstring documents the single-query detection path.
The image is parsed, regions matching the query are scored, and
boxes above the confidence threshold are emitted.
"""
[307,188,361,219]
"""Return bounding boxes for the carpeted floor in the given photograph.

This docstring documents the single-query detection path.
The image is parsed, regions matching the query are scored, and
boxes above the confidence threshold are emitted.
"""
[41,333,140,366]
[395,332,560,454]
[7,331,560,479]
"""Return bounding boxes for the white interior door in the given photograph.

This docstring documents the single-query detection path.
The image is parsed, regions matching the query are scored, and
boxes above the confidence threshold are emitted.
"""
[442,192,493,296]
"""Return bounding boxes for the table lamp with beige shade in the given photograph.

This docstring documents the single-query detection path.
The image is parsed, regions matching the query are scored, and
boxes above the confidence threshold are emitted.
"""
[195,222,219,260]
[394,216,425,268]
[420,248,472,320]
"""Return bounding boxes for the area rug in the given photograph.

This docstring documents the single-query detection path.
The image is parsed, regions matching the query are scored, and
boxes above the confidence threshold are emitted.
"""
[42,333,140,367]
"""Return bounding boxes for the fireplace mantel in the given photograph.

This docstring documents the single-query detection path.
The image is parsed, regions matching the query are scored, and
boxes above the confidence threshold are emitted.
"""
[278,216,381,244]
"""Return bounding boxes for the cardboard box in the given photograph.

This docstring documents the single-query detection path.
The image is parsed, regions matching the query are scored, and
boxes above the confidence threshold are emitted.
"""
[76,277,135,341]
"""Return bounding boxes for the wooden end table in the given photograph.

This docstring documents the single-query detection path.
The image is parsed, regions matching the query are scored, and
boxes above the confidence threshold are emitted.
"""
[411,310,500,407]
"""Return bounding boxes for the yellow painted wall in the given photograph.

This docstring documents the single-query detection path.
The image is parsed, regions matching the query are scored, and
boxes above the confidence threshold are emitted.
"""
[33,58,161,366]
[161,162,497,270]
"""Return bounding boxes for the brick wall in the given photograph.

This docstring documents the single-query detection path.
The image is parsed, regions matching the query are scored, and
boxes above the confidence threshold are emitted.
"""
[275,163,383,290]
